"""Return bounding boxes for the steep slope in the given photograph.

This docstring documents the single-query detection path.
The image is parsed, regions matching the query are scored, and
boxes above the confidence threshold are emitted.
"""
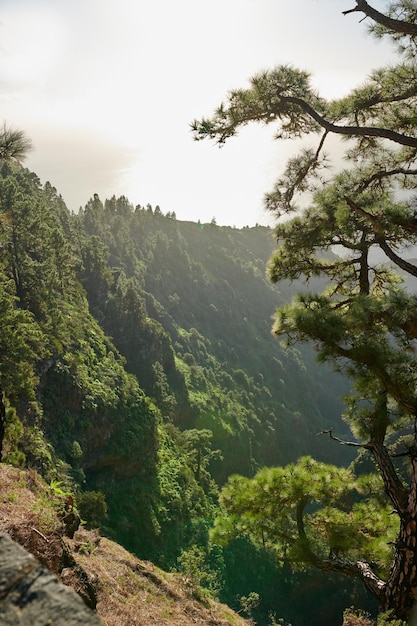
[0,465,249,626]
[0,163,359,624]
[76,198,351,478]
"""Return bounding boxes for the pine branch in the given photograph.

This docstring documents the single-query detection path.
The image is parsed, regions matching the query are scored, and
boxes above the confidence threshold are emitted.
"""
[313,555,386,601]
[318,429,365,448]
[343,1,417,37]
[359,167,417,191]
[318,429,408,513]
[344,196,417,278]
[378,238,417,278]
[277,94,417,148]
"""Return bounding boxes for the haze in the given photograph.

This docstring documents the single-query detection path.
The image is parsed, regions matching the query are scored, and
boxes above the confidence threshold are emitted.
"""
[0,0,395,226]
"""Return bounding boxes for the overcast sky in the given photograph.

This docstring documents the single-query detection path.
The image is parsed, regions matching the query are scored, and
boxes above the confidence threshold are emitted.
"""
[0,0,396,226]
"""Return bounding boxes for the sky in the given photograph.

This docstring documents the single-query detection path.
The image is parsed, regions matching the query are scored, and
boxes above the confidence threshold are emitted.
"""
[0,0,397,227]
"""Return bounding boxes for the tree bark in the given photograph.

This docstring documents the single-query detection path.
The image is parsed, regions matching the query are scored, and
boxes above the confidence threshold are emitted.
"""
[381,454,417,620]
[0,383,5,462]
[373,416,417,620]
[320,420,417,620]
[313,555,385,601]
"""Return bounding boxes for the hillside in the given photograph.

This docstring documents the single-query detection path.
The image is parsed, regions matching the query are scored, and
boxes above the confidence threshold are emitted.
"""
[77,196,351,475]
[0,162,360,625]
[0,465,250,626]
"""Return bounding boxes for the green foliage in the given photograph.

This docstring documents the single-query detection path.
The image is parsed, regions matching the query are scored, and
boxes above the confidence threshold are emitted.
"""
[149,424,219,566]
[213,455,399,620]
[75,193,349,480]
[0,152,372,626]
[69,440,83,463]
[176,544,223,598]
[343,608,408,626]
[77,491,108,529]
[239,591,260,616]
[182,428,222,486]
[0,123,32,162]
[192,2,417,623]
[0,272,45,403]
[0,122,381,624]
[376,611,407,626]
[19,425,57,479]
[29,477,73,534]
[3,405,25,466]
[216,534,372,626]
[213,457,375,561]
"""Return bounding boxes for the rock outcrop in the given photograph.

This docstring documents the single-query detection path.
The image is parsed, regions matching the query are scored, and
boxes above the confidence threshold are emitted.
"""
[0,533,103,626]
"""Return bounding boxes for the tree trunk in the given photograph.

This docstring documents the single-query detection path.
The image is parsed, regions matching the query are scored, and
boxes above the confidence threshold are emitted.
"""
[0,383,5,462]
[381,455,417,621]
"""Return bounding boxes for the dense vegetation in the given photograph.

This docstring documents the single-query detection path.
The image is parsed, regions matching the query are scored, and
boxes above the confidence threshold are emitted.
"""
[193,0,417,623]
[6,2,417,622]
[0,148,358,624]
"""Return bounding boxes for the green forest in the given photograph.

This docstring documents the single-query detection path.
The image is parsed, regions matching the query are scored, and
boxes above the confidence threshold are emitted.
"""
[3,2,417,625]
[0,153,357,625]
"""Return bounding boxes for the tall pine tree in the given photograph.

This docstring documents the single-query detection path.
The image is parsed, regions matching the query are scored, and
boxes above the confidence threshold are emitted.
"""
[193,2,417,621]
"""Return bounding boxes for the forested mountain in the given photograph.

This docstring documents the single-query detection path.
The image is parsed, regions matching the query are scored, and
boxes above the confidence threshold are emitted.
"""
[0,160,358,625]
[78,194,350,475]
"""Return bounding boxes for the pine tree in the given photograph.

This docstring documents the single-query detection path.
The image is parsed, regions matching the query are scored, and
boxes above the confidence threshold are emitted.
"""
[193,2,417,621]
[0,125,39,460]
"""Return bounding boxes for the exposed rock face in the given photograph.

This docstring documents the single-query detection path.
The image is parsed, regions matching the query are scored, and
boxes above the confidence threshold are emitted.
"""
[0,533,103,625]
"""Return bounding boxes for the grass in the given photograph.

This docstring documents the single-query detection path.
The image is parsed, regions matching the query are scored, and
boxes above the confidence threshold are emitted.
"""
[0,464,251,626]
